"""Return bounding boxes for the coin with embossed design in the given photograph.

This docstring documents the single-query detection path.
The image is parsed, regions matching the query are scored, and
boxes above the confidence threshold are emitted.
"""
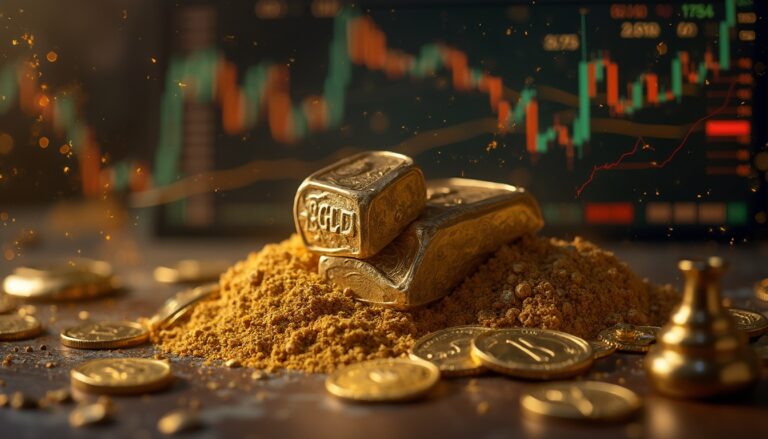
[470,328,593,379]
[0,314,43,341]
[728,308,768,339]
[598,323,660,353]
[71,358,173,395]
[589,340,617,360]
[61,321,148,349]
[325,358,439,402]
[410,326,489,377]
[521,381,642,421]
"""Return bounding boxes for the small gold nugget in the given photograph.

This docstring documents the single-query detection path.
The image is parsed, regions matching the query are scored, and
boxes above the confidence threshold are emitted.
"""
[71,358,173,395]
[294,151,426,258]
[325,358,439,402]
[521,381,641,422]
[320,178,543,308]
[60,321,149,349]
[470,328,593,380]
[0,314,43,341]
[409,326,489,377]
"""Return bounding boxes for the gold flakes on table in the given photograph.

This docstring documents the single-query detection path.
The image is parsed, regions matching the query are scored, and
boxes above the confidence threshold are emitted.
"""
[409,326,488,377]
[0,314,43,341]
[60,321,149,349]
[520,381,641,422]
[325,358,440,402]
[154,259,231,284]
[70,358,173,395]
[470,328,593,380]
[728,308,768,339]
[157,408,202,435]
[69,398,113,428]
[598,323,659,353]
[148,283,220,330]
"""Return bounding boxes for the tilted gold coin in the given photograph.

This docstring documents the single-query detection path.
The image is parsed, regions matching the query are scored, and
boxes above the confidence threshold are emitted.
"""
[470,328,593,380]
[521,381,642,421]
[589,340,618,360]
[325,358,440,402]
[597,323,659,353]
[409,326,489,377]
[728,308,768,339]
[148,283,220,330]
[754,279,768,302]
[71,358,173,395]
[0,314,43,341]
[60,321,149,349]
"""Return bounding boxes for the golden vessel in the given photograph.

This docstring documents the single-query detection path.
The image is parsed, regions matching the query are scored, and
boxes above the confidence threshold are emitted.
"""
[294,151,426,258]
[319,178,543,308]
[645,257,759,399]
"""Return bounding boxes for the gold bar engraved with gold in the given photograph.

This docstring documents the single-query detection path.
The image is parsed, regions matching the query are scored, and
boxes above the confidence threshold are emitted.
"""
[294,151,426,258]
[319,178,544,309]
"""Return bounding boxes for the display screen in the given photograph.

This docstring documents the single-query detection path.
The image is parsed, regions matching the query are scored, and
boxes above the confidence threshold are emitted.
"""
[0,1,765,239]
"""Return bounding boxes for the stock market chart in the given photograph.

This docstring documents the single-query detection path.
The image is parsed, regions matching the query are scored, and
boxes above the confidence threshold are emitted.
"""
[0,0,764,239]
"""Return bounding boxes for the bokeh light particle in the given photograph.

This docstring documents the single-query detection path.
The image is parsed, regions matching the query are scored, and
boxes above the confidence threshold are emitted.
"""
[46,51,58,62]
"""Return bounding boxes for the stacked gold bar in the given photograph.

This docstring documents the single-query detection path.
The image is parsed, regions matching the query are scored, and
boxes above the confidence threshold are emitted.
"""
[294,151,544,309]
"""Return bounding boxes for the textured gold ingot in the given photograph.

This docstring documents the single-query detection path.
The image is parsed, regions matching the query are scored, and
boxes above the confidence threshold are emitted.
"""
[521,381,641,421]
[645,257,760,399]
[470,328,593,380]
[325,358,439,402]
[294,151,426,258]
[0,314,43,341]
[728,308,768,339]
[597,323,660,353]
[70,358,173,395]
[60,321,149,349]
[319,178,544,308]
[409,326,489,377]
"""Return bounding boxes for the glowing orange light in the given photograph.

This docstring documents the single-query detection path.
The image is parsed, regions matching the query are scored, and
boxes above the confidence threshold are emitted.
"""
[59,144,71,154]
[38,95,50,107]
[38,136,49,149]
[46,51,58,62]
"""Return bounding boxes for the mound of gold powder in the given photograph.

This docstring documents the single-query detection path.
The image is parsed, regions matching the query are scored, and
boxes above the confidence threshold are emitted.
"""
[153,235,678,373]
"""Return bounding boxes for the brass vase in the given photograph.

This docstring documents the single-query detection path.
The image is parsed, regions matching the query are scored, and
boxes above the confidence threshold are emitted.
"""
[645,257,759,399]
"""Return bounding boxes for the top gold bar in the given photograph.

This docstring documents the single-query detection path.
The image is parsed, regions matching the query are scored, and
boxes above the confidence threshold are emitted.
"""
[293,151,426,258]
[319,178,544,309]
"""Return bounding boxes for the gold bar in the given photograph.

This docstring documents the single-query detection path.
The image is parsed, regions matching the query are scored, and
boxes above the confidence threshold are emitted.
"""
[319,178,544,309]
[294,151,426,258]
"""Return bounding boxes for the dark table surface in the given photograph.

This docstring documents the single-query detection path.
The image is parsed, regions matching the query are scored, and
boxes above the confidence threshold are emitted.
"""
[2,203,768,439]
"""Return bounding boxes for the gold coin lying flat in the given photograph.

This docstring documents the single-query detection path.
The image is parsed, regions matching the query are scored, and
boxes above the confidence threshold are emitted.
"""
[3,259,118,301]
[325,358,440,402]
[71,358,173,395]
[728,308,768,339]
[61,321,149,349]
[409,326,489,377]
[754,279,768,302]
[0,314,43,341]
[471,328,593,380]
[598,324,659,353]
[149,283,220,330]
[589,340,618,360]
[521,381,642,422]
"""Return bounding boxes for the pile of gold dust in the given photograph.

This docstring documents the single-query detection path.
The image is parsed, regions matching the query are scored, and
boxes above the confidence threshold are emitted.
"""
[0,314,43,341]
[71,358,173,395]
[598,323,659,353]
[520,381,641,422]
[409,326,488,377]
[470,328,593,379]
[325,358,439,402]
[728,308,768,339]
[60,321,149,349]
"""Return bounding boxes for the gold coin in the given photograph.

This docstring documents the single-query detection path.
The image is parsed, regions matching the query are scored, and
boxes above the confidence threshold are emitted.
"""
[0,295,16,314]
[597,323,659,353]
[521,381,642,421]
[409,326,489,377]
[148,283,220,329]
[0,314,43,341]
[589,340,617,360]
[71,358,173,395]
[728,308,768,339]
[3,259,117,301]
[153,259,230,284]
[60,321,149,349]
[325,358,440,402]
[755,279,768,302]
[470,328,593,379]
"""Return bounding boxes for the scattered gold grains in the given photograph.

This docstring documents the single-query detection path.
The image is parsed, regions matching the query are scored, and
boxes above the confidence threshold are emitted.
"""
[154,235,678,373]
